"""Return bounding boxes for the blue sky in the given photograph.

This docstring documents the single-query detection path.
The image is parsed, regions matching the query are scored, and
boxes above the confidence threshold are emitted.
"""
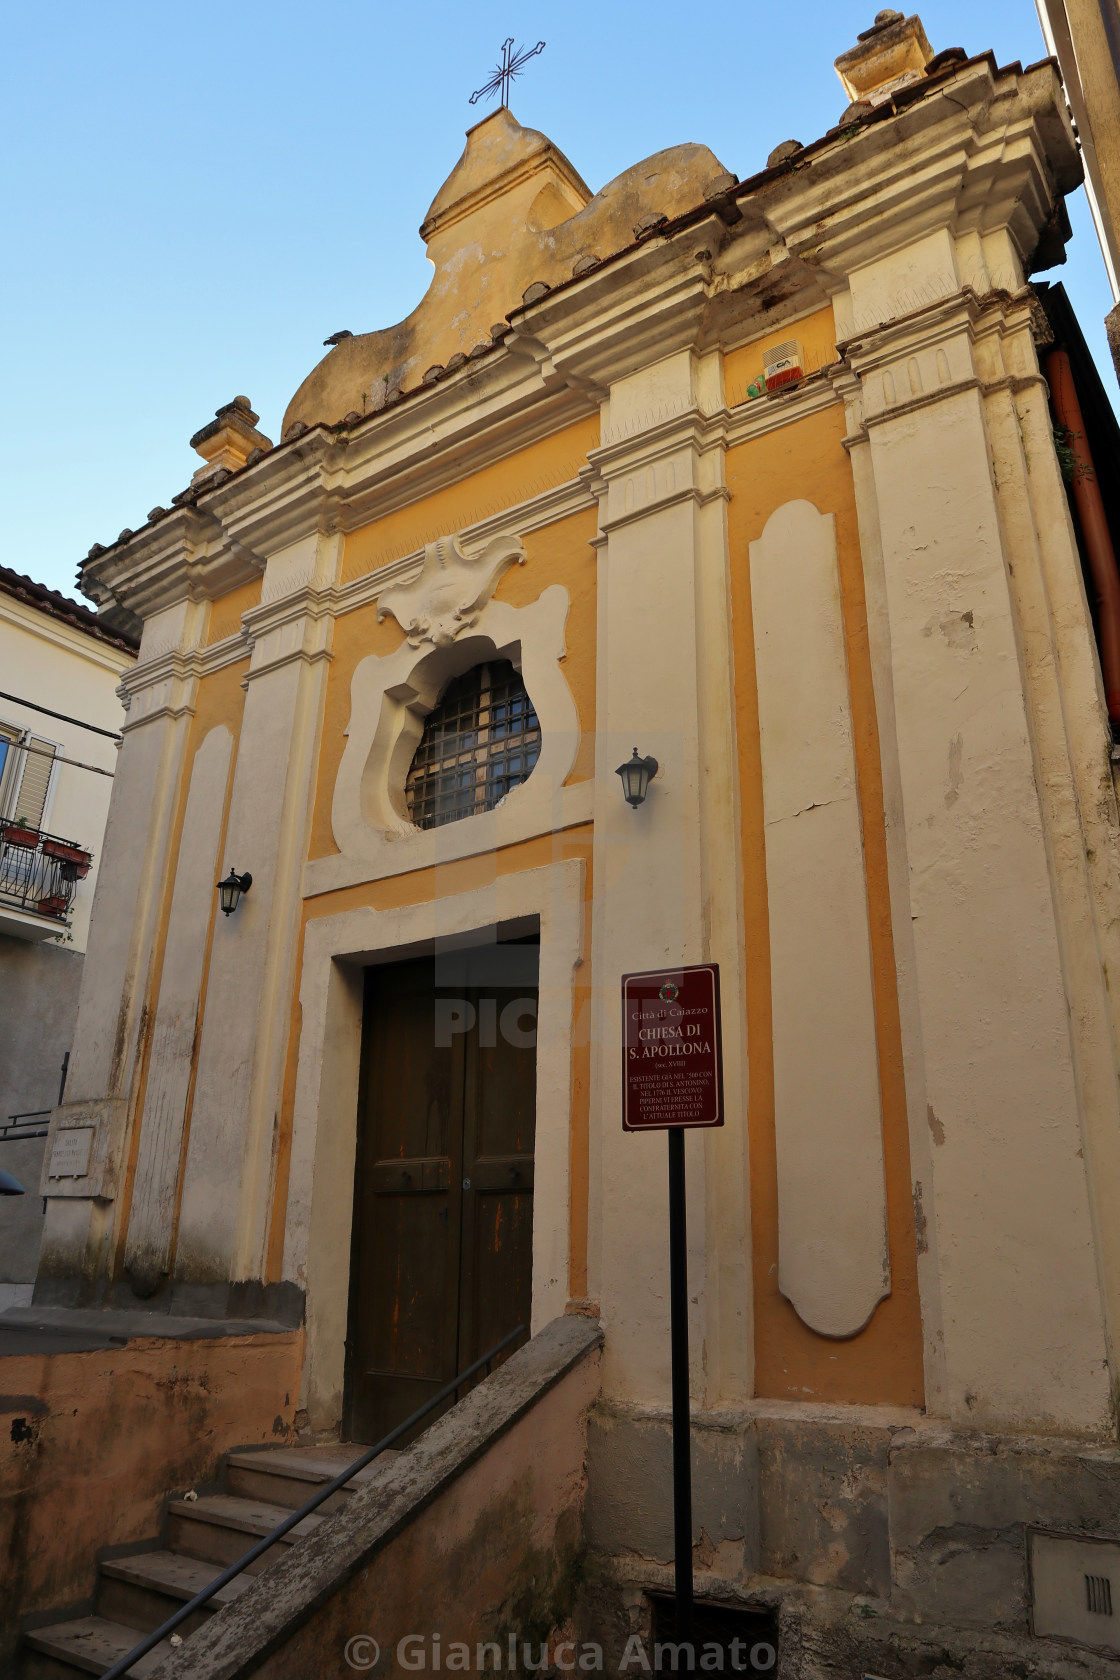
[2,1,1115,599]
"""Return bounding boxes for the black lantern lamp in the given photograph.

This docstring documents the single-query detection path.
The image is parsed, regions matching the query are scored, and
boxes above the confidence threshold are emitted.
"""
[217,868,253,916]
[0,1169,25,1196]
[615,747,658,808]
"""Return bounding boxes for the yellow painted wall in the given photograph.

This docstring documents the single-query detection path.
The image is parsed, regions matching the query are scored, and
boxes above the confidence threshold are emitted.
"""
[205,578,262,647]
[726,400,926,1408]
[723,305,840,408]
[494,505,597,782]
[341,415,599,583]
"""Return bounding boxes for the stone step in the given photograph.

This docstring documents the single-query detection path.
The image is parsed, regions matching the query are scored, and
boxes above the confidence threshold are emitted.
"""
[23,1615,173,1679]
[165,1492,327,1571]
[97,1548,255,1638]
[225,1443,397,1513]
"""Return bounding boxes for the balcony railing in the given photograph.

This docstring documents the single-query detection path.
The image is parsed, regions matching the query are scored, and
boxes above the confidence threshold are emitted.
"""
[0,821,91,924]
[0,1112,52,1141]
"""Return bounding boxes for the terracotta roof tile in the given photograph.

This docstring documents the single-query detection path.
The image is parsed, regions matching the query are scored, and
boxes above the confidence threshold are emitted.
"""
[0,564,140,652]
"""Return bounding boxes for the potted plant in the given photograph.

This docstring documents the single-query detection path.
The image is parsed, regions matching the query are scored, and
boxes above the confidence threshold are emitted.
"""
[36,895,70,918]
[0,817,40,848]
[41,839,91,877]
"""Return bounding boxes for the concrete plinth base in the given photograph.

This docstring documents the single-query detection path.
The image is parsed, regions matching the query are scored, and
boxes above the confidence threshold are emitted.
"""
[582,1400,1120,1675]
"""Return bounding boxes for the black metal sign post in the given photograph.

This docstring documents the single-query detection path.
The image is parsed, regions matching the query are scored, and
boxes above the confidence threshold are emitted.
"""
[622,963,724,1664]
[668,1124,694,1656]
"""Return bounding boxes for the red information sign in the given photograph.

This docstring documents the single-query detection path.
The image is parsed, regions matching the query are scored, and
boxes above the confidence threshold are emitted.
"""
[622,964,724,1130]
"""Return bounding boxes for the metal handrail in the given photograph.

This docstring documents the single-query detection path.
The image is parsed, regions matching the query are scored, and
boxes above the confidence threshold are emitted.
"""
[98,1322,528,1679]
[1,1111,52,1141]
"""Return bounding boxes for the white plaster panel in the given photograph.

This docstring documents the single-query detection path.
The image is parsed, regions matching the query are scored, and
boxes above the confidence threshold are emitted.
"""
[137,600,194,664]
[867,381,1111,1430]
[283,861,584,1430]
[174,660,306,1282]
[589,487,713,1406]
[750,499,889,1338]
[606,349,698,434]
[261,534,318,602]
[847,229,960,336]
[124,726,233,1294]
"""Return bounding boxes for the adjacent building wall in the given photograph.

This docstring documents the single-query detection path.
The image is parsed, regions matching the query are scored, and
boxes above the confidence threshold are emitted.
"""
[0,1325,302,1667]
[0,579,134,1305]
[0,939,81,1306]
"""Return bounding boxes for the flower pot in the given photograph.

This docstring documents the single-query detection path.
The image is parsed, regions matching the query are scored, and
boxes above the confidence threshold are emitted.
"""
[36,895,70,918]
[42,840,91,877]
[0,823,40,849]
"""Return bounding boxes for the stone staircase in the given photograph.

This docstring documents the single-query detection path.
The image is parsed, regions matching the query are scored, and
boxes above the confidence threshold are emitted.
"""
[22,1443,396,1679]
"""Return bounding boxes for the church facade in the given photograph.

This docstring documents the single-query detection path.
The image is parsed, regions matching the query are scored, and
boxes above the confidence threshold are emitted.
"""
[20,11,1120,1670]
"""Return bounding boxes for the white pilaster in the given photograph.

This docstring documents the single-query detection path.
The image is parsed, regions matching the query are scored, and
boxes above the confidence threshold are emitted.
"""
[36,598,205,1296]
[587,349,750,1405]
[173,534,337,1302]
[123,724,234,1296]
[843,284,1112,1432]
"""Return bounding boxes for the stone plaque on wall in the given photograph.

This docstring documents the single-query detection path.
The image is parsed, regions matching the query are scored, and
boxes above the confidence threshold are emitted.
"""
[47,1126,94,1179]
[39,1098,126,1201]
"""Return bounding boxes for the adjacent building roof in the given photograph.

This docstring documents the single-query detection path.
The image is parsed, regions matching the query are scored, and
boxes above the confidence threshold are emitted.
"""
[0,564,139,654]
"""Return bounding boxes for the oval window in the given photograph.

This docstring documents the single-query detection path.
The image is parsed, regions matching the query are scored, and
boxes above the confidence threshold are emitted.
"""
[405,661,541,830]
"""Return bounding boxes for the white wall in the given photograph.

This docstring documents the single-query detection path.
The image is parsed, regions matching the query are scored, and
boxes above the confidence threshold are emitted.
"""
[0,592,134,953]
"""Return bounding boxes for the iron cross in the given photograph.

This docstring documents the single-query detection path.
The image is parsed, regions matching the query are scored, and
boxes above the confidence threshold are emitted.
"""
[470,37,546,107]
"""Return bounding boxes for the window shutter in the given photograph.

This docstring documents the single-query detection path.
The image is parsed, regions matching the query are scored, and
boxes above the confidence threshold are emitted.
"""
[14,737,56,829]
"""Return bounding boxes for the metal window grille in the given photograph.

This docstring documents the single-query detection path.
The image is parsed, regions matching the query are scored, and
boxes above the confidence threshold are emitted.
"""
[405,661,541,830]
[1086,1573,1114,1616]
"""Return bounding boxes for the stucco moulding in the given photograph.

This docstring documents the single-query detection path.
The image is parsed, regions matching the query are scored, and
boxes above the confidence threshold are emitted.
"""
[319,532,583,891]
[377,533,526,648]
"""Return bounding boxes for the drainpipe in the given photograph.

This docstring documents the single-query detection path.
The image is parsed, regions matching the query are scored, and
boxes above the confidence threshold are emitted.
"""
[1046,347,1120,729]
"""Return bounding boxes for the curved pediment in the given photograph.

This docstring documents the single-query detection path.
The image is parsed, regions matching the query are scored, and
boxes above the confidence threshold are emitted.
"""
[282,109,731,433]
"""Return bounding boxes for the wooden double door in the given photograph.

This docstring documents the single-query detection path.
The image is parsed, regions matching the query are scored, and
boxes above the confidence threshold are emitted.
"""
[344,942,538,1444]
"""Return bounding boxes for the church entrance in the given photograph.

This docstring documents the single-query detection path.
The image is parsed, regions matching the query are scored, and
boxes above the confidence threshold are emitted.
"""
[344,939,538,1443]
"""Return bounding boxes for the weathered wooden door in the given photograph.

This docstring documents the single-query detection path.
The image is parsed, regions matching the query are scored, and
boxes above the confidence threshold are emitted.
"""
[344,942,538,1444]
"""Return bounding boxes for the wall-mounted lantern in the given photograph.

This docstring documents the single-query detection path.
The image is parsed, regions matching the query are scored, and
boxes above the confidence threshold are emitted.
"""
[615,748,659,808]
[217,868,253,916]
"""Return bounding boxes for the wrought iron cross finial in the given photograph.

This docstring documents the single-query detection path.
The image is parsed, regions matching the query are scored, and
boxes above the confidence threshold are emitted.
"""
[470,37,545,107]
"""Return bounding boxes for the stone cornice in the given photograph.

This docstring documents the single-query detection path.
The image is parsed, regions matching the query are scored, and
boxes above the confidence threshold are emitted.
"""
[178,349,593,561]
[81,505,243,622]
[506,56,1076,390]
[128,471,601,681]
[725,376,842,447]
[84,355,596,624]
[754,58,1078,296]
[831,283,1047,445]
[117,649,200,731]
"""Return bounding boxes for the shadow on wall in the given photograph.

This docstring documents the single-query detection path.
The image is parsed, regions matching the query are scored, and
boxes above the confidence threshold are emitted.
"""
[0,936,84,1300]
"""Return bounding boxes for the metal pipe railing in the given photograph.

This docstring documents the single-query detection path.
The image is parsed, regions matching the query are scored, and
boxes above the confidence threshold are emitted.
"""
[0,1112,52,1141]
[98,1323,528,1680]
